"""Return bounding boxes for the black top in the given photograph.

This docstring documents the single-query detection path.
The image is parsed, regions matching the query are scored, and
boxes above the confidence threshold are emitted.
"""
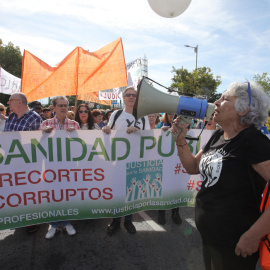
[195,127,270,248]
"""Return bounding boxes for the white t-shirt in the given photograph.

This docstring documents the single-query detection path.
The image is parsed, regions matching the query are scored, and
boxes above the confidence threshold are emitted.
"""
[108,109,150,131]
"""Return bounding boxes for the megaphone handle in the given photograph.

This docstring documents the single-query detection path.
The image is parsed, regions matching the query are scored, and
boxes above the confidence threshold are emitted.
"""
[171,117,192,138]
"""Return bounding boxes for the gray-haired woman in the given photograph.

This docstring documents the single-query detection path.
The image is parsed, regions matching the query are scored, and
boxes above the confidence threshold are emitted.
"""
[172,81,270,270]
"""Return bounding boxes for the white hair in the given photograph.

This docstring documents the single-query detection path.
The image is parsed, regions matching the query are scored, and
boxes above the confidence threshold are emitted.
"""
[226,81,270,128]
[51,96,69,106]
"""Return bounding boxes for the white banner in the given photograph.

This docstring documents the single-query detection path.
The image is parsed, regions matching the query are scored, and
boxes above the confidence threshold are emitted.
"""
[0,67,21,95]
[126,58,142,89]
[2,129,264,230]
[98,88,122,100]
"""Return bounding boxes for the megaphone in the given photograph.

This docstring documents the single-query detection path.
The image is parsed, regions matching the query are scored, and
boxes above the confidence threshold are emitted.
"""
[133,77,215,137]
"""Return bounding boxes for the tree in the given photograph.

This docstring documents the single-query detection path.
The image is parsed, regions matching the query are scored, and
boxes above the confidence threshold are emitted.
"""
[170,67,222,103]
[0,39,23,105]
[253,73,270,95]
[0,39,22,77]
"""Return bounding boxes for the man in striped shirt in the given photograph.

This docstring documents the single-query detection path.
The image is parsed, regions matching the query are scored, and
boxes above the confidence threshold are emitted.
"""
[39,96,80,239]
[4,93,43,132]
[4,93,43,234]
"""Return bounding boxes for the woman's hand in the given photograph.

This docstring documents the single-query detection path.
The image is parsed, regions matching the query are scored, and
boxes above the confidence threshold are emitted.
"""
[171,116,188,144]
[235,230,261,258]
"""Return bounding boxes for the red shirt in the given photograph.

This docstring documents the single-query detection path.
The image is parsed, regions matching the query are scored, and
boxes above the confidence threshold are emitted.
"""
[39,116,80,130]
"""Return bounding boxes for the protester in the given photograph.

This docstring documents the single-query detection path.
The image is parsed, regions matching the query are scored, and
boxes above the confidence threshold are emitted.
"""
[69,106,75,112]
[92,109,103,128]
[39,95,80,239]
[148,113,157,129]
[155,113,182,225]
[0,103,7,131]
[43,107,52,120]
[29,100,43,117]
[205,115,216,130]
[102,86,150,234]
[190,119,195,129]
[104,109,113,125]
[99,109,106,128]
[75,103,100,130]
[4,93,43,233]
[67,110,75,120]
[171,81,270,270]
[5,93,43,132]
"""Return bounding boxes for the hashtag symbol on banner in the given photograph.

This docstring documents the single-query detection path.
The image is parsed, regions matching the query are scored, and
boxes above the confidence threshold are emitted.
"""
[187,180,196,190]
[174,163,182,174]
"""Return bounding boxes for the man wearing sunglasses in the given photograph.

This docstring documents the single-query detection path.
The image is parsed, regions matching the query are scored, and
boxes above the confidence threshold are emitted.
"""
[102,86,150,235]
[39,96,80,239]
[5,93,43,132]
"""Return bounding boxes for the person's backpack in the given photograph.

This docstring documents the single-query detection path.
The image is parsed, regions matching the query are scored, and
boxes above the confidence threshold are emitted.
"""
[110,109,145,130]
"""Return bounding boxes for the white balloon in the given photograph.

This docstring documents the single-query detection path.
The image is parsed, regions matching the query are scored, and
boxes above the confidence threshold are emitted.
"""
[148,0,192,18]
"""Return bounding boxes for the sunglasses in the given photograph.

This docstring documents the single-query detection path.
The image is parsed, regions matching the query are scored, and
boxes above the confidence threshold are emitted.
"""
[79,110,89,114]
[0,108,4,111]
[125,93,137,98]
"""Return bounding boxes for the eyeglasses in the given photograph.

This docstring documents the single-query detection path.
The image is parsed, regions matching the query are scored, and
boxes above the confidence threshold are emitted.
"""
[124,93,137,98]
[0,108,4,111]
[79,110,89,114]
[56,104,68,108]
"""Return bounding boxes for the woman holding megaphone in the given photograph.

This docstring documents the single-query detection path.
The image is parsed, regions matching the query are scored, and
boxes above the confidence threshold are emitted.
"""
[171,81,270,270]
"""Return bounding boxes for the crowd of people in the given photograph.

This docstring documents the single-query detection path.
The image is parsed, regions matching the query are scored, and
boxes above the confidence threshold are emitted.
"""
[1,81,270,269]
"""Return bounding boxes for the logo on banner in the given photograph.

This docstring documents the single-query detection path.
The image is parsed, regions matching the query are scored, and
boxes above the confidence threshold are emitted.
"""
[0,67,21,94]
[125,159,163,202]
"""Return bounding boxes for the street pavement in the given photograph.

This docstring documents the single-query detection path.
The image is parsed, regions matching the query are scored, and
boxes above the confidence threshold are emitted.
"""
[0,207,262,270]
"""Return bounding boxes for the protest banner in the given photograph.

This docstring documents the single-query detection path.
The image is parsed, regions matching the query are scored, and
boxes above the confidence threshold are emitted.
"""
[1,129,267,231]
[21,38,127,103]
[126,58,143,89]
[0,67,21,94]
[98,88,122,100]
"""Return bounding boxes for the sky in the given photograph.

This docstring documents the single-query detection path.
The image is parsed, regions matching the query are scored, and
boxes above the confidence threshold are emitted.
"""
[1,0,270,96]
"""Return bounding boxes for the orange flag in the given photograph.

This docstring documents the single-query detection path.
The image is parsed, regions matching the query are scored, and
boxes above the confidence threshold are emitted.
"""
[21,38,127,103]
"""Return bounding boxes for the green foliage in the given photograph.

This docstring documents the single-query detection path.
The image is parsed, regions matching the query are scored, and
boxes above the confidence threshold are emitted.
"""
[253,73,270,94]
[0,39,22,77]
[0,39,23,105]
[170,67,222,103]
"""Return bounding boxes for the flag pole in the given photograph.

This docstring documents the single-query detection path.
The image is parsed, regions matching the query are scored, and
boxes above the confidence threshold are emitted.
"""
[75,95,78,108]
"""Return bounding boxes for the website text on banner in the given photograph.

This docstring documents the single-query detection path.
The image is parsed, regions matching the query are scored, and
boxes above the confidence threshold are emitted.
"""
[1,129,266,230]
